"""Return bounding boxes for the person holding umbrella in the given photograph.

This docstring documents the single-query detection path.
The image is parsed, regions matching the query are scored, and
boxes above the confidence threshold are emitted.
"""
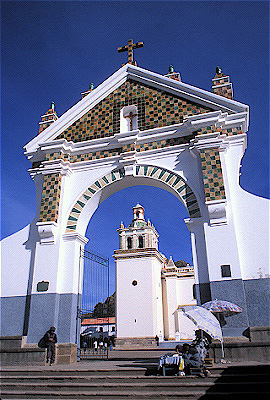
[181,306,224,359]
[192,329,212,362]
[201,299,243,361]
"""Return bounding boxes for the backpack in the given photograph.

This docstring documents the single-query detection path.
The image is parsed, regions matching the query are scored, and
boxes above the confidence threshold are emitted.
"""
[38,335,47,348]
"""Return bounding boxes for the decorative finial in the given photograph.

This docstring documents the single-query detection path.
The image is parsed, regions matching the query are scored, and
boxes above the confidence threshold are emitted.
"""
[212,67,233,99]
[168,65,174,73]
[89,83,94,90]
[38,102,58,134]
[117,38,144,66]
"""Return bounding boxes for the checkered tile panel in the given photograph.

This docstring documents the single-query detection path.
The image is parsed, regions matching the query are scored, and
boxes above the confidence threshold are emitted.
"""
[56,79,212,143]
[200,149,226,201]
[39,174,62,222]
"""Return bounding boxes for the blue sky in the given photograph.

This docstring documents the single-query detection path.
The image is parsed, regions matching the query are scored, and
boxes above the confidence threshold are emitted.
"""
[1,1,269,294]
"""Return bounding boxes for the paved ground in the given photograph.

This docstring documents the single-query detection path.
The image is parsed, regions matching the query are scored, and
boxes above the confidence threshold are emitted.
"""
[2,349,269,371]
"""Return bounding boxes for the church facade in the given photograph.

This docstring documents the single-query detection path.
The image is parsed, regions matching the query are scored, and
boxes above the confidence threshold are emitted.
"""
[114,203,197,345]
[1,41,269,357]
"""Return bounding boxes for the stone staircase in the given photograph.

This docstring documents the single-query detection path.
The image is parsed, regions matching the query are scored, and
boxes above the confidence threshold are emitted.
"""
[1,364,269,399]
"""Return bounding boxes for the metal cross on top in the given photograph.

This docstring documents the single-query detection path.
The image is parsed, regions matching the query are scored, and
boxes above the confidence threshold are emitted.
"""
[118,39,144,66]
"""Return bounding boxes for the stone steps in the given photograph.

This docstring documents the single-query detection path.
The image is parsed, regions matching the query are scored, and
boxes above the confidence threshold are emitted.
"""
[2,392,270,400]
[1,381,268,391]
[1,364,269,400]
[1,373,269,383]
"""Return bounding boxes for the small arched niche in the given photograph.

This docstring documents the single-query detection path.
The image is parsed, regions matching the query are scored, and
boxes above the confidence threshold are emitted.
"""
[138,236,144,248]
[127,236,133,249]
[120,105,138,133]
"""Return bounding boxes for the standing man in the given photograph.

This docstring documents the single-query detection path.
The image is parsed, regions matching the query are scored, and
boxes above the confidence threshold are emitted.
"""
[44,326,57,365]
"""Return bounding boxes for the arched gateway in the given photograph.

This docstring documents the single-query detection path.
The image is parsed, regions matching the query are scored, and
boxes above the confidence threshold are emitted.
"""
[1,59,269,361]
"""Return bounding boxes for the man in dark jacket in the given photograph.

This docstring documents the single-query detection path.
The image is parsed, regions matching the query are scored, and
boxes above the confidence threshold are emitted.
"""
[44,326,57,365]
[182,343,201,375]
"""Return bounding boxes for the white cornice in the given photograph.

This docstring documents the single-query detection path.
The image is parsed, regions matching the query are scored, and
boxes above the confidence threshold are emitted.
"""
[25,110,248,163]
[68,156,119,173]
[191,132,228,153]
[41,160,73,176]
[62,232,89,245]
[24,64,249,154]
[135,143,187,164]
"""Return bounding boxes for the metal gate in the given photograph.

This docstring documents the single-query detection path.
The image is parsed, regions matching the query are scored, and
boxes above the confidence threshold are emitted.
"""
[77,248,110,360]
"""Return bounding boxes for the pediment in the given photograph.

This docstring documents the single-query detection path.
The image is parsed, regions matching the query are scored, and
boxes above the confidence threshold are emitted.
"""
[25,64,249,153]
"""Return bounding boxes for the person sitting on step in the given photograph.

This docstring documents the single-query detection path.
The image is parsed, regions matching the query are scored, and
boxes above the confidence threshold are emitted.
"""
[181,343,201,375]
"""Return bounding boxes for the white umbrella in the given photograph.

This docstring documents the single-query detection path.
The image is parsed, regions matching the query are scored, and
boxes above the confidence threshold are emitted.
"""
[181,305,225,359]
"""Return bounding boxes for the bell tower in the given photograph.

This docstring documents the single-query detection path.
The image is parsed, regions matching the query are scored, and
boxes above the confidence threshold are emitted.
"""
[114,205,165,347]
[118,204,159,251]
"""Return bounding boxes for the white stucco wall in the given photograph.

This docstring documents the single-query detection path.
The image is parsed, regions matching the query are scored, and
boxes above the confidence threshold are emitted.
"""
[233,191,269,279]
[1,225,31,297]
[116,255,163,338]
[163,277,178,339]
[220,137,269,280]
[163,274,196,340]
[176,277,196,306]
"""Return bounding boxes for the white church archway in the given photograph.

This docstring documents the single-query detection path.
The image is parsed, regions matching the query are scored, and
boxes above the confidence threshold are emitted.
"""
[65,164,201,236]
[2,61,269,352]
[61,163,211,336]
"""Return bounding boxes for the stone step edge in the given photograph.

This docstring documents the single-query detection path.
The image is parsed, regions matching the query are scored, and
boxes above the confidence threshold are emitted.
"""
[0,374,218,379]
[0,391,225,397]
[0,382,215,388]
[0,373,270,382]
[1,392,269,400]
[2,366,267,374]
[1,372,269,379]
[2,390,269,396]
[3,382,269,389]
[2,397,269,400]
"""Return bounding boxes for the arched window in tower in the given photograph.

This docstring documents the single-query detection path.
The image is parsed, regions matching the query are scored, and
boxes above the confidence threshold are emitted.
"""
[138,236,144,248]
[127,236,133,249]
[120,105,138,133]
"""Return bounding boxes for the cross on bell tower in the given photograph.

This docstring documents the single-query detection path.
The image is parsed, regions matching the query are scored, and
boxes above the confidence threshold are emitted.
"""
[117,38,144,66]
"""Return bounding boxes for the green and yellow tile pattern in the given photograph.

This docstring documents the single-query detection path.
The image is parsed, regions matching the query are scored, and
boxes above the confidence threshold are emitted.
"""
[71,147,122,162]
[200,149,226,202]
[39,173,62,222]
[39,107,58,134]
[135,135,195,152]
[212,72,233,100]
[56,79,212,143]
[196,126,242,136]
[45,152,70,162]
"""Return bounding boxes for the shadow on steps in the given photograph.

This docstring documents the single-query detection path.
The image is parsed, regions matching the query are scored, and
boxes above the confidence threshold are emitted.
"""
[197,365,270,399]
